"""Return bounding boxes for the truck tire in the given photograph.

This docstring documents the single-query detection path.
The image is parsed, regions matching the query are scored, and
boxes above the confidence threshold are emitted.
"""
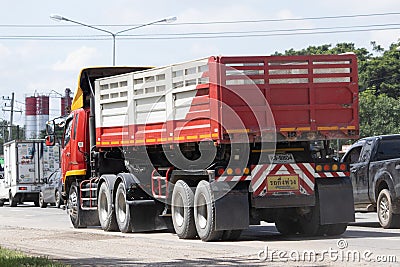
[0,200,4,207]
[377,189,400,228]
[194,180,223,242]
[67,184,87,228]
[98,182,118,231]
[275,217,300,236]
[114,182,133,233]
[55,191,62,208]
[9,192,17,207]
[325,223,348,236]
[221,230,242,241]
[39,192,47,208]
[298,206,323,236]
[171,180,197,239]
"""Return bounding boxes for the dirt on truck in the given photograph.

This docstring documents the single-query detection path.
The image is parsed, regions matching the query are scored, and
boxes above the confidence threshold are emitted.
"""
[46,54,359,241]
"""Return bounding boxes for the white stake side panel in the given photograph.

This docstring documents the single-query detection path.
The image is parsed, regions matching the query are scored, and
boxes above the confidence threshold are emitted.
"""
[94,58,210,145]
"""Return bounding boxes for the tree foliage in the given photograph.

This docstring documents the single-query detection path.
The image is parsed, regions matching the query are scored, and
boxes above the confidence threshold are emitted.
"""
[359,90,400,137]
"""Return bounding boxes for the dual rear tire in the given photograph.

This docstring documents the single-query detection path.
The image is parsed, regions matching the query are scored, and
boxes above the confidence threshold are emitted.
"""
[171,180,242,242]
[98,182,119,231]
[171,180,197,239]
[98,182,133,233]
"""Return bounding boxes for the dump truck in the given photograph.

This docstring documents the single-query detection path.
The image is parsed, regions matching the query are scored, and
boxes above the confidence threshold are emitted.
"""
[0,140,60,206]
[46,54,358,241]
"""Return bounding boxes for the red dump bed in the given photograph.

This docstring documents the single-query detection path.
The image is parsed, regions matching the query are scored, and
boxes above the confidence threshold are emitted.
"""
[95,54,358,147]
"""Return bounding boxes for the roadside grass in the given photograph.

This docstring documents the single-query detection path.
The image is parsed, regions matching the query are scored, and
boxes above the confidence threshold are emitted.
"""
[0,246,66,267]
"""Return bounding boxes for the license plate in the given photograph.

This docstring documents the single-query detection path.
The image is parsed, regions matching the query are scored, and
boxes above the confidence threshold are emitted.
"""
[267,175,299,192]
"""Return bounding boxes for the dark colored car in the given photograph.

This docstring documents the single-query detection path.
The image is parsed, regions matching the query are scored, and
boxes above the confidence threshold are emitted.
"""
[38,169,63,208]
[342,135,400,228]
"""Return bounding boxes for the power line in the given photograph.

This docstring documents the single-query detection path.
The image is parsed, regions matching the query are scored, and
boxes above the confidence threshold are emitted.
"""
[0,25,399,41]
[122,23,400,37]
[0,12,399,28]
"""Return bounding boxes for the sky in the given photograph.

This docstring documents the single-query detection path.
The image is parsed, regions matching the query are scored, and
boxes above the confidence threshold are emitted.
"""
[0,0,399,126]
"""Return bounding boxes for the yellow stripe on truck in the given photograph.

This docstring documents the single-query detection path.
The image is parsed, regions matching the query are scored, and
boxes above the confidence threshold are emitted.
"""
[66,169,86,177]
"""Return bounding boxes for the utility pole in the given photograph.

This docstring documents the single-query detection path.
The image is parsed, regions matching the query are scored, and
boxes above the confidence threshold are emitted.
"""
[3,92,22,141]
[9,92,14,140]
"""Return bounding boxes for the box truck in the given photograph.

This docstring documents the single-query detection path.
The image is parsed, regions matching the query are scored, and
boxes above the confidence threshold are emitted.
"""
[0,140,60,206]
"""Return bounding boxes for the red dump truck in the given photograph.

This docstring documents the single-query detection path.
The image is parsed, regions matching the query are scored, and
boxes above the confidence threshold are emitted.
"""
[46,54,358,241]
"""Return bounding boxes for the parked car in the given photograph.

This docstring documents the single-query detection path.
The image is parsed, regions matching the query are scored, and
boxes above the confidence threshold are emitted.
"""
[341,134,400,228]
[38,169,63,208]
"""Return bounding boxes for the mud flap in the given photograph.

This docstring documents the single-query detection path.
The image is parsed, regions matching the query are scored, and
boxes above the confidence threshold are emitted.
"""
[212,182,249,231]
[317,177,355,225]
[127,200,172,232]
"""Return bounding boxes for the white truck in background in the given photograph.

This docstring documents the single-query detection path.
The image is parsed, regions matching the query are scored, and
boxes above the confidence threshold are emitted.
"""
[0,140,60,207]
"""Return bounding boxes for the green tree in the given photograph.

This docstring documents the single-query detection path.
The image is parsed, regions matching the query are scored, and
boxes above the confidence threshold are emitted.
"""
[361,41,400,98]
[359,90,400,137]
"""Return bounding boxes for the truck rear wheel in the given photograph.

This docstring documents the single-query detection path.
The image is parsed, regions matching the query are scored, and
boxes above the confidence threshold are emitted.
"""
[115,182,133,233]
[377,189,400,228]
[325,223,348,236]
[171,180,197,239]
[98,182,118,231]
[275,217,300,235]
[298,206,323,236]
[221,230,242,241]
[194,180,223,242]
[67,184,87,228]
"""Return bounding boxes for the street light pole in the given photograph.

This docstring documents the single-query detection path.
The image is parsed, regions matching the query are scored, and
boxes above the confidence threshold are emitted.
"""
[50,15,177,66]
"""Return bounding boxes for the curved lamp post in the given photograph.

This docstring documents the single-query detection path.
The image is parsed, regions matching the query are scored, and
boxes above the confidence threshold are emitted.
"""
[50,14,177,66]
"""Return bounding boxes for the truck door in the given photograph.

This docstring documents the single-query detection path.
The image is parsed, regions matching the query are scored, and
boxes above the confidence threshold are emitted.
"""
[61,116,74,181]
[347,140,373,203]
[61,111,86,181]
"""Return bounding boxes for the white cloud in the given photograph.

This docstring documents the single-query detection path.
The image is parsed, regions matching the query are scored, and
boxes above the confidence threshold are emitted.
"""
[0,44,11,59]
[52,46,98,71]
[190,43,220,58]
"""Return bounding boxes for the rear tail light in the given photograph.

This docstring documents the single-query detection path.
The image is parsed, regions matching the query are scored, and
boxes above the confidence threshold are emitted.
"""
[315,163,348,173]
[216,168,225,176]
[215,167,251,177]
[18,187,27,191]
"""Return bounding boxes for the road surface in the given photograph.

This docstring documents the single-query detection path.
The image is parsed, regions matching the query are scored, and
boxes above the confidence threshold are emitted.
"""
[0,204,399,266]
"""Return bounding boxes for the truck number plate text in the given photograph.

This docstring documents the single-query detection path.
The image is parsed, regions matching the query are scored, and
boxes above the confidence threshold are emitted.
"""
[267,175,299,192]
[268,153,295,163]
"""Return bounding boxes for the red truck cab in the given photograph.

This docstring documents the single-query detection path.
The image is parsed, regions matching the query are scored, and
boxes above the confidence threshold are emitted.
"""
[60,109,89,184]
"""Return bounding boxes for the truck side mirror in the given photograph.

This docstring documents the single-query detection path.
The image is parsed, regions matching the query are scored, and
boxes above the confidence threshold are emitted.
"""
[43,178,48,184]
[45,135,55,146]
[46,120,55,135]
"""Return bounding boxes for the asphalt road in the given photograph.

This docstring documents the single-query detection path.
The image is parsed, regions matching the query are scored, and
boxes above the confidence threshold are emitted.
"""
[0,203,399,266]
